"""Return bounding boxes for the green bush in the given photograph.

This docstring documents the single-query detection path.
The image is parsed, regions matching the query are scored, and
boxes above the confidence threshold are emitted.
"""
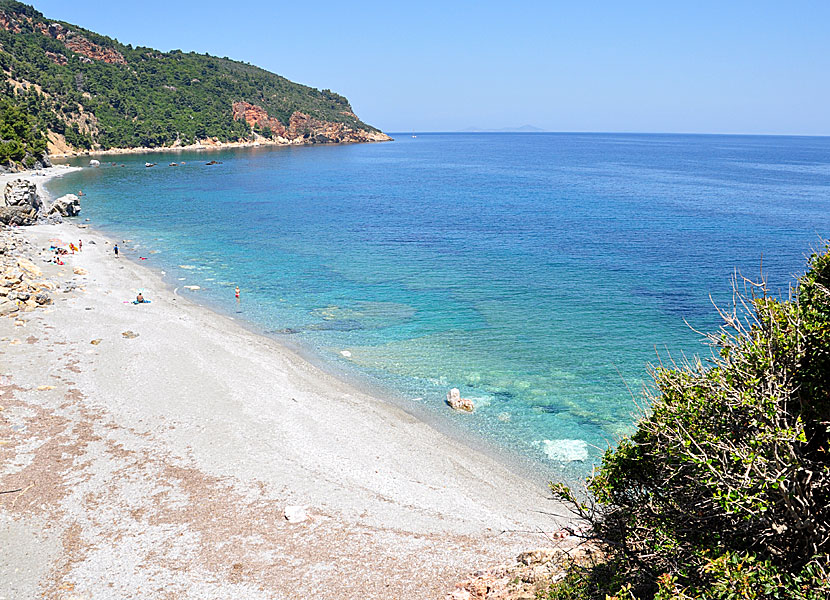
[549,245,830,599]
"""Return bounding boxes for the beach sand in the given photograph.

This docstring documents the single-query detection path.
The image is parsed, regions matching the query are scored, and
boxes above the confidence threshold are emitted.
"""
[0,170,572,599]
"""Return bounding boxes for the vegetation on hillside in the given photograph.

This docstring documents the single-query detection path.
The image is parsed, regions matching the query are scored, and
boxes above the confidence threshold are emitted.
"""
[0,91,47,167]
[0,0,381,165]
[546,246,830,599]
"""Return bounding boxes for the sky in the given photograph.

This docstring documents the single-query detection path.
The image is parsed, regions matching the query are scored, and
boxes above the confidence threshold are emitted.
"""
[27,0,830,135]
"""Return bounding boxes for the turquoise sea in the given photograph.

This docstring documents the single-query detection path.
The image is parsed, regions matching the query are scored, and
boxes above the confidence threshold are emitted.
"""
[49,133,830,482]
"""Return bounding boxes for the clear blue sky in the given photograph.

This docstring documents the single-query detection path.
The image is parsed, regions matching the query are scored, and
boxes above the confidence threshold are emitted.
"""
[29,1,830,135]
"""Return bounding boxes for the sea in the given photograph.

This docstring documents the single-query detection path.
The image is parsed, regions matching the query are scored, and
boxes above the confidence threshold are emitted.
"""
[47,133,830,483]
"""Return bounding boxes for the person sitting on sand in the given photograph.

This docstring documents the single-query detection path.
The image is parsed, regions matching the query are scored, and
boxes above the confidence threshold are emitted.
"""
[136,292,145,303]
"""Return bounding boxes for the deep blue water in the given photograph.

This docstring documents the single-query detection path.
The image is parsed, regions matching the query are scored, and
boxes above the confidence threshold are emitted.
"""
[49,133,830,480]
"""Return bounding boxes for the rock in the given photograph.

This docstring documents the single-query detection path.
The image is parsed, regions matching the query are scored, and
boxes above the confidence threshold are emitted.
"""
[73,267,88,275]
[541,439,589,462]
[13,291,30,302]
[3,179,41,211]
[0,301,17,316]
[447,388,475,412]
[48,194,81,217]
[16,257,42,278]
[284,505,308,523]
[121,331,139,339]
[517,548,565,567]
[34,292,50,305]
[0,206,37,226]
[90,339,102,345]
[89,159,100,167]
[36,385,54,391]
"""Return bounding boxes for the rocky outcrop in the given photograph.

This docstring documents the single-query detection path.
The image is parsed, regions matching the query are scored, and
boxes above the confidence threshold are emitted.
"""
[48,194,81,217]
[0,206,37,226]
[447,543,601,600]
[3,179,42,212]
[231,102,392,145]
[45,50,68,66]
[34,21,127,65]
[0,10,22,33]
[232,102,286,137]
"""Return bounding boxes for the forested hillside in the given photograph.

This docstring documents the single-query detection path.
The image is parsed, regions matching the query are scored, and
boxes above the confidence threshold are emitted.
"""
[0,0,388,169]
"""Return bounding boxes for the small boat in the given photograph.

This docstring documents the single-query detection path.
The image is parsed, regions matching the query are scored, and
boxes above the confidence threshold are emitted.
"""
[145,162,157,168]
[205,160,223,166]
[169,162,178,167]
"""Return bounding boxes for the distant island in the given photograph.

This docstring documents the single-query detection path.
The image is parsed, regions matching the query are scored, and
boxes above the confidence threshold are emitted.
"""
[460,125,546,133]
[0,0,390,170]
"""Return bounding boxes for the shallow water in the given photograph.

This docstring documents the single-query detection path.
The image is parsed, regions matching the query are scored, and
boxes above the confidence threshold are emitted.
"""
[49,133,830,481]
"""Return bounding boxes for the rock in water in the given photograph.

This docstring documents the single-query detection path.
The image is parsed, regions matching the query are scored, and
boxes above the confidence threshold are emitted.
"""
[447,388,475,412]
[89,159,100,167]
[48,194,81,217]
[542,439,589,462]
[3,179,41,211]
[284,505,308,523]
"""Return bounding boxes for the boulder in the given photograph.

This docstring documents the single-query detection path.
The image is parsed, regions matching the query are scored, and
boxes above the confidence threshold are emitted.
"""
[3,179,41,211]
[89,159,100,167]
[34,292,51,305]
[16,258,42,278]
[284,505,308,523]
[447,388,475,412]
[0,206,37,226]
[0,300,18,316]
[48,194,81,217]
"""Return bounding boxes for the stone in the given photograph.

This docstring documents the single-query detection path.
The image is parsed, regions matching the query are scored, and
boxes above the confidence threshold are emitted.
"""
[16,258,42,278]
[284,505,308,523]
[0,206,37,226]
[121,331,139,339]
[517,548,565,567]
[34,292,50,305]
[73,267,88,275]
[3,179,41,211]
[90,339,102,345]
[0,301,17,316]
[48,194,81,217]
[89,159,100,167]
[447,388,475,412]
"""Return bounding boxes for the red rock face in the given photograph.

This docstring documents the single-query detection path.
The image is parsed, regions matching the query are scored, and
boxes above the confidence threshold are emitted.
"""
[45,51,68,66]
[0,11,22,33]
[231,102,389,144]
[231,102,287,137]
[32,20,127,65]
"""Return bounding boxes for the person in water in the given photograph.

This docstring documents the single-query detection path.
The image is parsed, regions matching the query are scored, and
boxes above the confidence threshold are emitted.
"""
[113,244,119,258]
[136,292,145,303]
[235,286,240,301]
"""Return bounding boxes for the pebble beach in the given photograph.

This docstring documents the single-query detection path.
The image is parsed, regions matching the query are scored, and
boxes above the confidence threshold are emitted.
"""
[0,168,574,599]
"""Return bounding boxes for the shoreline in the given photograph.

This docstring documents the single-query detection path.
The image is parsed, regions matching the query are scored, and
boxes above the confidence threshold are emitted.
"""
[1,168,576,599]
[48,134,393,159]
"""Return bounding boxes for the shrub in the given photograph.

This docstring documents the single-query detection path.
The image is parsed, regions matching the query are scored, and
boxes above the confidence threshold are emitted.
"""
[549,245,830,599]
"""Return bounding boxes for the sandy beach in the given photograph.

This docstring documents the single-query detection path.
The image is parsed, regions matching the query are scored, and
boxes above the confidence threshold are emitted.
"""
[0,169,573,599]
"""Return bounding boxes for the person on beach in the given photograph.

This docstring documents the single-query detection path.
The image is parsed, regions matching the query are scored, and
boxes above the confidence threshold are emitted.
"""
[78,239,83,252]
[235,286,240,301]
[114,244,119,258]
[136,292,145,303]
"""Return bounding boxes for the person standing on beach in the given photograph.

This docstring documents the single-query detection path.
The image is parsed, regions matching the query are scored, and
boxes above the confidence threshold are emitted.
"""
[114,244,119,258]
[78,239,83,252]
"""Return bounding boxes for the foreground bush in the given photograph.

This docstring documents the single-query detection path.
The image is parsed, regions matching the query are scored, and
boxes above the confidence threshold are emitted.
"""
[548,245,830,599]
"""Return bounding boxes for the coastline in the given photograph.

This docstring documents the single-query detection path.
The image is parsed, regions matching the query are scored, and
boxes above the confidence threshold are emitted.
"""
[1,169,575,599]
[48,132,393,160]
